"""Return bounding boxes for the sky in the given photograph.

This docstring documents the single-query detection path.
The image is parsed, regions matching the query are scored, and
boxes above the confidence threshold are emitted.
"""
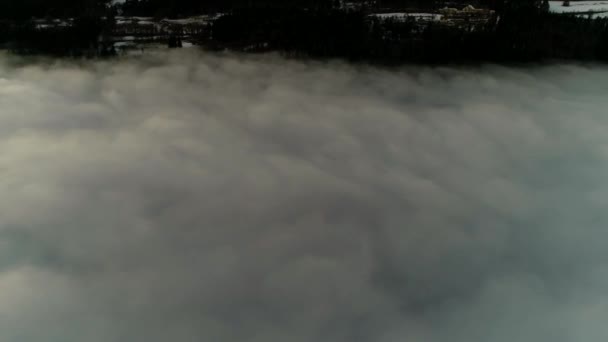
[1,50,608,341]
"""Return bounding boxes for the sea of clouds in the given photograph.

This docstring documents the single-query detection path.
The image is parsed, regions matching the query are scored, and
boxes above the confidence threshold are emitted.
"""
[0,50,608,341]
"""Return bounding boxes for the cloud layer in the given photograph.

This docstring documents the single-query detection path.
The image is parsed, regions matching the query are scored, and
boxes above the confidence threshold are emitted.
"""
[1,51,608,342]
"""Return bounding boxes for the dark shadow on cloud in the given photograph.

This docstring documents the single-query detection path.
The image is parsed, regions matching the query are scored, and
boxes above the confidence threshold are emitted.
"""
[0,50,607,342]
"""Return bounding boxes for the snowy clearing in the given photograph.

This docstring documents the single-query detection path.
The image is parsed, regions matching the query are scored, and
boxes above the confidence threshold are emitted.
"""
[369,12,443,21]
[549,1,608,13]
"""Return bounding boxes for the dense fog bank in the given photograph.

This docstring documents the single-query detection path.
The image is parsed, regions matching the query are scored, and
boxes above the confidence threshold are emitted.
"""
[1,50,608,341]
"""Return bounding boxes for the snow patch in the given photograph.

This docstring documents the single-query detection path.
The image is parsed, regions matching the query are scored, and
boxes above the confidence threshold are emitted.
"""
[549,1,608,13]
[369,12,443,21]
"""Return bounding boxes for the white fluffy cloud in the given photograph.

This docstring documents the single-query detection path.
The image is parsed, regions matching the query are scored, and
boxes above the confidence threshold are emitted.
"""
[0,51,607,341]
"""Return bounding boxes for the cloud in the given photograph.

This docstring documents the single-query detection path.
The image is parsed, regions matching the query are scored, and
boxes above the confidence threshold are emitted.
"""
[0,50,607,342]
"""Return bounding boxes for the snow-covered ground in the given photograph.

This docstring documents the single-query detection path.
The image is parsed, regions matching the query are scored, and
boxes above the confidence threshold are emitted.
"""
[589,11,608,17]
[369,12,443,22]
[33,18,72,29]
[116,16,154,21]
[161,14,223,25]
[115,15,222,26]
[549,1,608,13]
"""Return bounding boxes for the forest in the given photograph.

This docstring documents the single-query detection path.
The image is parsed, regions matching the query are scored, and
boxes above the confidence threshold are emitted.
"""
[211,3,608,63]
[0,0,607,64]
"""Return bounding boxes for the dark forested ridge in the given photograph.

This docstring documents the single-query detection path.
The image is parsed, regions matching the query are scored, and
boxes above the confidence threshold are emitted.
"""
[2,0,608,64]
[208,0,608,64]
[0,0,110,19]
[211,4,608,63]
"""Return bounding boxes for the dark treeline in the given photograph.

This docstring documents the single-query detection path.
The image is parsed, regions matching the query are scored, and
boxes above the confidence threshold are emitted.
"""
[0,0,114,56]
[210,1,608,64]
[1,0,608,64]
[0,17,115,56]
[0,0,110,20]
[115,0,540,16]
[119,0,336,17]
[117,0,494,16]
